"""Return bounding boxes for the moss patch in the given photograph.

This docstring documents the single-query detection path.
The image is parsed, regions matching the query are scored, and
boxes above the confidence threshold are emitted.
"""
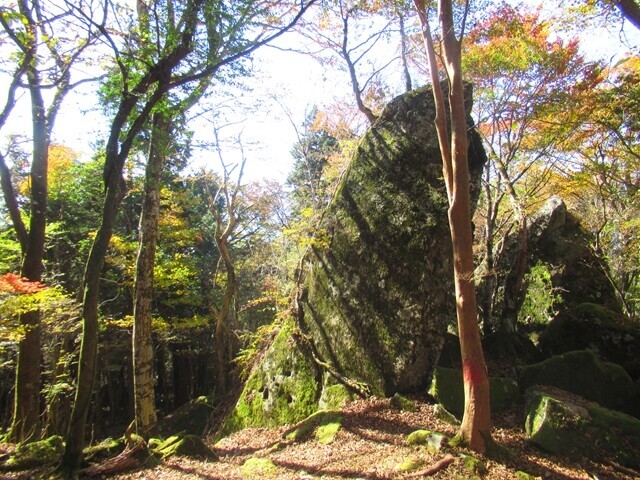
[396,455,424,472]
[405,429,449,452]
[3,435,64,469]
[319,383,353,410]
[284,409,343,442]
[153,434,217,459]
[241,457,277,477]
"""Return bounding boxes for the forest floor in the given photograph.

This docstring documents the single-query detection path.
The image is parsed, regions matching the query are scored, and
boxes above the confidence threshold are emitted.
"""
[3,394,638,480]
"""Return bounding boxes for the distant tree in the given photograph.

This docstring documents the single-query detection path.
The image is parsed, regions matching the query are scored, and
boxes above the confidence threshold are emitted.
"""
[287,108,339,216]
[413,0,491,453]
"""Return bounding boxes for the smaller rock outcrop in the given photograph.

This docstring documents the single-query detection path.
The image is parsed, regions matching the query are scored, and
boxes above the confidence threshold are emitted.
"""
[526,197,622,312]
[538,303,640,382]
[516,350,637,415]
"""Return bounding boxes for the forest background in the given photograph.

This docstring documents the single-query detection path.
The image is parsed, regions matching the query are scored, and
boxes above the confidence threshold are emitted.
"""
[0,0,639,474]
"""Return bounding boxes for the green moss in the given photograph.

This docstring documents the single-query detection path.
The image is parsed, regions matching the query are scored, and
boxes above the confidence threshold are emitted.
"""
[83,437,125,463]
[153,434,217,459]
[433,404,460,426]
[516,350,636,414]
[241,457,277,477]
[220,317,321,436]
[4,435,64,469]
[319,383,352,409]
[515,471,537,480]
[396,455,424,472]
[284,409,342,442]
[390,393,417,412]
[525,387,640,467]
[460,454,488,476]
[519,261,562,332]
[316,421,342,444]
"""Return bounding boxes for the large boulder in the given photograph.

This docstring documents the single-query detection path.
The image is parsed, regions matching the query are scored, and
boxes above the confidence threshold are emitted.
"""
[516,350,637,415]
[538,303,640,382]
[297,84,486,395]
[429,366,520,419]
[525,387,640,467]
[222,85,486,434]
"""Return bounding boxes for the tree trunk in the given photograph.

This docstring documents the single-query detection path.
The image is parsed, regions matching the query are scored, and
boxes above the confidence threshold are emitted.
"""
[414,0,491,453]
[8,32,49,442]
[60,169,124,475]
[132,112,170,436]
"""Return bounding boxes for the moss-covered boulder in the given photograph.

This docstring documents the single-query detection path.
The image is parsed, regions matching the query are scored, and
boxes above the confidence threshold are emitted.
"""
[538,303,640,382]
[1,435,64,469]
[222,85,486,435]
[527,197,622,312]
[525,387,640,467]
[516,350,637,415]
[429,366,520,419]
[297,84,486,396]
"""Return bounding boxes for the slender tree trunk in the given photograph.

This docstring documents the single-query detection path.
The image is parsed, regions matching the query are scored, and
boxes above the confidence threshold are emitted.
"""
[414,0,491,453]
[60,170,124,474]
[493,158,528,332]
[132,113,169,436]
[479,165,496,336]
[8,30,49,442]
[398,13,413,92]
[214,240,237,397]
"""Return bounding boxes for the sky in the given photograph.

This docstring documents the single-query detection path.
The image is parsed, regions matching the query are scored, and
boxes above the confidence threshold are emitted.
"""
[2,1,639,186]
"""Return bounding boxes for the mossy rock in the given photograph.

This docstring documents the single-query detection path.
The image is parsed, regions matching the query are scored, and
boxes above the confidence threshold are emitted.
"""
[516,350,637,415]
[2,435,64,469]
[297,84,486,396]
[220,317,322,436]
[482,331,542,367]
[429,366,520,419]
[405,429,449,452]
[460,454,488,476]
[153,434,217,460]
[83,437,126,463]
[433,404,460,426]
[539,303,640,382]
[284,409,343,442]
[319,383,353,410]
[241,457,277,477]
[396,455,425,473]
[390,393,417,412]
[525,387,640,467]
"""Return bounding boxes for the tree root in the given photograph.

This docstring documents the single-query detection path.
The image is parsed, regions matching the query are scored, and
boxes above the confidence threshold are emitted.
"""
[81,441,149,477]
[405,454,455,477]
